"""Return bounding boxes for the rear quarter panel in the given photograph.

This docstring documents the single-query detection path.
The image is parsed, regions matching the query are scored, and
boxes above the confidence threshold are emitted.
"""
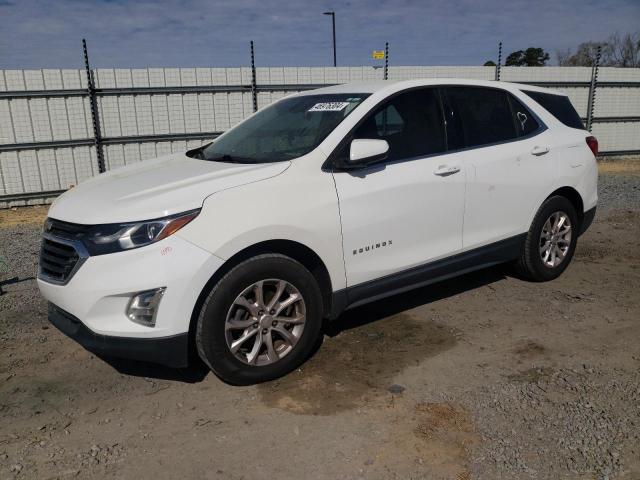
[527,128,597,224]
[511,89,597,220]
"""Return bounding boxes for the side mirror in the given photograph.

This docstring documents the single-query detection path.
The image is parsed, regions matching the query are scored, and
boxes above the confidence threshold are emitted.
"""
[347,139,389,167]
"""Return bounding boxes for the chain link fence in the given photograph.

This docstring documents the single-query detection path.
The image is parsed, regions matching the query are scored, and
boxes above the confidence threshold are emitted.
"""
[1,50,639,207]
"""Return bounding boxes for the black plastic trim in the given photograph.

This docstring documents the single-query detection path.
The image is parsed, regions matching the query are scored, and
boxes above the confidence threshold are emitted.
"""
[329,233,526,316]
[48,303,189,367]
[579,206,596,236]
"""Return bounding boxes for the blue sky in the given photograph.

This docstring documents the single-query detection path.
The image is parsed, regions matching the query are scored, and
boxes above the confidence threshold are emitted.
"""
[1,0,639,68]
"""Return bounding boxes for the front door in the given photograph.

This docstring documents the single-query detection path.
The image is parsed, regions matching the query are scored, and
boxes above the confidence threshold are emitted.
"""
[332,88,466,288]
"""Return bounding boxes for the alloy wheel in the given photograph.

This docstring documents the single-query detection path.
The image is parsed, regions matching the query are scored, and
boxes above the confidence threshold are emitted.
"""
[539,211,572,268]
[224,279,306,366]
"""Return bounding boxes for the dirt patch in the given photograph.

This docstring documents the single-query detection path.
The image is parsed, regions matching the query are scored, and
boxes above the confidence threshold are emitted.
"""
[598,158,640,175]
[257,314,457,415]
[575,210,640,264]
[513,340,546,359]
[414,402,477,479]
[414,402,473,439]
[1,168,639,479]
[507,366,555,383]
[0,205,48,227]
[364,400,479,480]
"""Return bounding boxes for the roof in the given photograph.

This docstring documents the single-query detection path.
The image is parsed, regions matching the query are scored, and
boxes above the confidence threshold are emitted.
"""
[297,78,567,97]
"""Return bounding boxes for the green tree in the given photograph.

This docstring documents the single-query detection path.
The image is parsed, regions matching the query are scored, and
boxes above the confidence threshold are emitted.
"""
[505,47,550,66]
[483,60,496,66]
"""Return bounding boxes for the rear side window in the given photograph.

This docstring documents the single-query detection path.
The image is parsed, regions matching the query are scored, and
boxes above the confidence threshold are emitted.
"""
[352,88,446,161]
[442,87,518,149]
[522,90,584,130]
[509,96,540,136]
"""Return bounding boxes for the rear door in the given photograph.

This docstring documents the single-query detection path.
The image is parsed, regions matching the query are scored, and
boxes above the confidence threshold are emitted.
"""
[332,88,466,287]
[440,86,555,250]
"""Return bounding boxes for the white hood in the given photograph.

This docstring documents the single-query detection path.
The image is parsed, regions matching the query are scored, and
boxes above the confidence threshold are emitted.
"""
[48,153,290,224]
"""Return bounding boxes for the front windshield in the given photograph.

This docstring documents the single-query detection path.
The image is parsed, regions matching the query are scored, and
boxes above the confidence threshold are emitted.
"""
[194,93,369,163]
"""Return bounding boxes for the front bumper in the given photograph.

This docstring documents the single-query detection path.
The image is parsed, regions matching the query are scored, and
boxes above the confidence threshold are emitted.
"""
[37,234,224,339]
[49,303,189,367]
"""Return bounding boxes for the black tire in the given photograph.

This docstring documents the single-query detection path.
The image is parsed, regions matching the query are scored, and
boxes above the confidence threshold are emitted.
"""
[196,254,323,385]
[515,195,579,282]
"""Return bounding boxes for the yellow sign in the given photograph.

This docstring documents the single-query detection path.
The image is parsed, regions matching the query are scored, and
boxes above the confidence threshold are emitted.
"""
[372,50,385,60]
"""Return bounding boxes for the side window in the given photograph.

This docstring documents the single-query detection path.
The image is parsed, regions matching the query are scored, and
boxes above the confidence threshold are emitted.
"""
[522,90,584,130]
[508,95,540,136]
[442,87,518,149]
[352,88,446,162]
[374,105,404,136]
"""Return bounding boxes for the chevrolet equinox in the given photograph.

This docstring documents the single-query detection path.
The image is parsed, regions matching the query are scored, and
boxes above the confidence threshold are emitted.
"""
[38,79,598,385]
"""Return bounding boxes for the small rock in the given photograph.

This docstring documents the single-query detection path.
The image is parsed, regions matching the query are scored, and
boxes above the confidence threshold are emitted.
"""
[10,464,23,473]
[387,384,405,394]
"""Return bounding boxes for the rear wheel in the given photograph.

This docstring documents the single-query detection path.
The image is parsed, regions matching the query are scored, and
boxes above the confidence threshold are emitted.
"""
[196,254,323,385]
[515,195,579,281]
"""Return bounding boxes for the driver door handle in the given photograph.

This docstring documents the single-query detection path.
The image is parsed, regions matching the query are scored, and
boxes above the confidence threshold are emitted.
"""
[531,145,550,156]
[434,165,461,176]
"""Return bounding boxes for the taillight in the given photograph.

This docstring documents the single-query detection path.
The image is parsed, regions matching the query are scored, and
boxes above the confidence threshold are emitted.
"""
[586,136,598,156]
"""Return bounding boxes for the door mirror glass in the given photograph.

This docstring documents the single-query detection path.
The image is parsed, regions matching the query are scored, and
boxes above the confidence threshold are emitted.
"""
[348,139,389,166]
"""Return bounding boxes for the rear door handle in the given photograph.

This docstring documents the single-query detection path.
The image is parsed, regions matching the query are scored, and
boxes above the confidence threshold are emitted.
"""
[434,165,461,176]
[531,145,550,156]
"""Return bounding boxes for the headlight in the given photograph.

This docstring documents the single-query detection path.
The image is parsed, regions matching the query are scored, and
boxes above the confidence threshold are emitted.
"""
[84,209,200,255]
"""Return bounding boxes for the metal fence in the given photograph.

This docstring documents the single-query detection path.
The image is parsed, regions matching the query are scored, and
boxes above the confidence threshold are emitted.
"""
[1,49,639,207]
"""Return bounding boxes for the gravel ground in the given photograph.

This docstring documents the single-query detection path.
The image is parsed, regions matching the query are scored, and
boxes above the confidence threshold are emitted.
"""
[598,174,640,213]
[0,162,639,479]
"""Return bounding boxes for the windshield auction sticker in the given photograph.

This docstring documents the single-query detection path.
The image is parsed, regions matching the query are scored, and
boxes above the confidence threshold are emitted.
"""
[308,102,350,112]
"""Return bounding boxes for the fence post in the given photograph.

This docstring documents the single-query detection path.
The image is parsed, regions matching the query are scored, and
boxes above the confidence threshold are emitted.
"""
[250,41,258,113]
[383,42,389,80]
[495,41,502,81]
[82,39,105,174]
[586,45,601,132]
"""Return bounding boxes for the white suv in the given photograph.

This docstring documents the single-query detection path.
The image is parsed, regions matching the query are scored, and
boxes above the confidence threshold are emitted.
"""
[38,79,598,384]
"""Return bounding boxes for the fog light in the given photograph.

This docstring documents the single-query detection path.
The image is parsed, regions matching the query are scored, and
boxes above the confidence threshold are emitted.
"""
[126,288,165,327]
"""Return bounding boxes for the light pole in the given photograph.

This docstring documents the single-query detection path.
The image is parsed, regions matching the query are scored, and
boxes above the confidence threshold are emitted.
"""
[323,11,336,67]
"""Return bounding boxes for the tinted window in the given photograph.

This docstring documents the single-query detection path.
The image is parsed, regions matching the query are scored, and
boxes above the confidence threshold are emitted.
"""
[509,96,540,136]
[375,105,404,136]
[352,88,446,161]
[196,93,369,163]
[522,90,584,130]
[442,87,518,149]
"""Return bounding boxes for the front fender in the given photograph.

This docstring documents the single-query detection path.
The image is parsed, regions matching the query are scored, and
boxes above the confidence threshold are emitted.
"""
[177,159,346,291]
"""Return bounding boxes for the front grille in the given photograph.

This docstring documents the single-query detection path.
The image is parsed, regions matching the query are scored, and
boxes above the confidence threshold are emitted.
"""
[39,237,82,284]
[46,218,90,239]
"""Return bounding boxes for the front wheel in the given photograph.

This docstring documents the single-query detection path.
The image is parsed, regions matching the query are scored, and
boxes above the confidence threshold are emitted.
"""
[195,254,323,385]
[515,195,579,281]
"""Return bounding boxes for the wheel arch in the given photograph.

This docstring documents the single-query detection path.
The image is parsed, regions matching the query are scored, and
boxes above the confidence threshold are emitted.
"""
[547,186,584,228]
[187,239,333,359]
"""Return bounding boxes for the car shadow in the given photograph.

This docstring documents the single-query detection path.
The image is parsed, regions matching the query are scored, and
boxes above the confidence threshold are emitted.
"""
[99,355,210,383]
[325,263,509,336]
[99,264,510,384]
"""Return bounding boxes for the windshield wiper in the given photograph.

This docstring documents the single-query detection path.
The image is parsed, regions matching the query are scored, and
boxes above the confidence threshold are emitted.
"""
[206,154,253,164]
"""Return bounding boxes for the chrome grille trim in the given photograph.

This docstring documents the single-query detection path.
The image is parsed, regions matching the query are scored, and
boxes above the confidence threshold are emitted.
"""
[38,232,89,285]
